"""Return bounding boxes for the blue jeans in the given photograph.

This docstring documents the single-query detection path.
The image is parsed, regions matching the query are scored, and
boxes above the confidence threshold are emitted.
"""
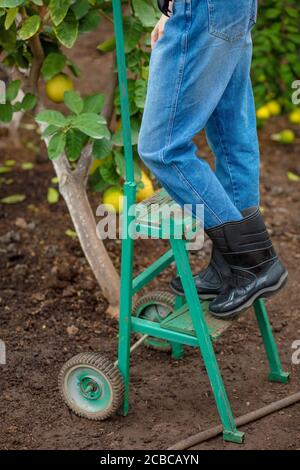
[137,0,260,228]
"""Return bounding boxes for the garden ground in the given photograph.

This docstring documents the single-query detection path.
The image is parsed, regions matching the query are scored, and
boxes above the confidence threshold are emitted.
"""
[0,24,300,450]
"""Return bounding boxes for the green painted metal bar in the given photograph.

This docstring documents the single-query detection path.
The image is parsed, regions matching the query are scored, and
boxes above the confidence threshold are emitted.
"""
[112,0,137,415]
[254,298,290,384]
[170,238,244,444]
[111,0,134,184]
[131,317,199,347]
[132,249,175,294]
[118,184,136,416]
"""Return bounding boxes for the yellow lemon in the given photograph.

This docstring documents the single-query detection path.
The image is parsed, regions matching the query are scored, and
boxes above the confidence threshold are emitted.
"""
[289,110,300,125]
[103,186,124,213]
[136,171,154,202]
[45,74,74,103]
[256,106,270,120]
[266,100,281,116]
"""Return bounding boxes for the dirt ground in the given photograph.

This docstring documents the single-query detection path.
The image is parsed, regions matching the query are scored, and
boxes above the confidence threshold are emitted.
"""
[0,23,300,451]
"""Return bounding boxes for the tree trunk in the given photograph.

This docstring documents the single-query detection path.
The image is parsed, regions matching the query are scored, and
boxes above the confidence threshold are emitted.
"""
[51,153,120,320]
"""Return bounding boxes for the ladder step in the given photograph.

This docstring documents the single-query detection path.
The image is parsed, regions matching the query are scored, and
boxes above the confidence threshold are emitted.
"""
[135,188,201,239]
[160,301,231,341]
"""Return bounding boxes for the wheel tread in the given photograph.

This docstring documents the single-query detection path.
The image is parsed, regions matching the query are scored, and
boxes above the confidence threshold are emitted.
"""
[58,353,124,421]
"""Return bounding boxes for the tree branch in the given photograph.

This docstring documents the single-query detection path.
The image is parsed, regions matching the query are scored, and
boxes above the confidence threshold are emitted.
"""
[27,34,44,95]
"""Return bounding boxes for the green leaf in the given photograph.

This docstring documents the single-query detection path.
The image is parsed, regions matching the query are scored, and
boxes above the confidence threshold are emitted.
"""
[97,36,116,53]
[123,16,143,53]
[6,79,20,101]
[54,10,78,48]
[21,93,37,111]
[287,171,300,182]
[99,159,119,185]
[0,103,13,123]
[49,0,73,26]
[83,93,105,113]
[41,52,66,80]
[64,90,83,115]
[0,194,26,204]
[65,129,86,161]
[72,0,90,20]
[47,187,59,204]
[0,16,16,52]
[132,0,157,28]
[42,124,59,137]
[92,138,113,159]
[21,162,34,170]
[79,10,100,34]
[0,1,24,6]
[65,229,77,238]
[112,118,140,146]
[0,166,12,174]
[71,113,109,139]
[4,6,18,30]
[36,110,66,127]
[48,132,66,160]
[114,150,125,178]
[19,15,41,40]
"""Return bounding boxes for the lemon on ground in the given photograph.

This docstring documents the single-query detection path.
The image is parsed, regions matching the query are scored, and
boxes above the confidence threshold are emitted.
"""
[103,186,124,213]
[266,100,281,116]
[289,110,300,125]
[45,74,74,103]
[136,171,154,202]
[271,129,295,144]
[256,106,270,120]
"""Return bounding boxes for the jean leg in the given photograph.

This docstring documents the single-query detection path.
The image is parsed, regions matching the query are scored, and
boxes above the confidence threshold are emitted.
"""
[205,34,260,211]
[138,0,254,228]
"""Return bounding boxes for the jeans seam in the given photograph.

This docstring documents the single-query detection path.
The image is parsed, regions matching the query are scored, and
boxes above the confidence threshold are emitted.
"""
[211,110,241,209]
[172,162,224,225]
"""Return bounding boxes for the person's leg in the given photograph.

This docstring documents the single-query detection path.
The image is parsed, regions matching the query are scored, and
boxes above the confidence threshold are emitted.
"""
[171,32,260,297]
[138,0,257,229]
[205,34,260,211]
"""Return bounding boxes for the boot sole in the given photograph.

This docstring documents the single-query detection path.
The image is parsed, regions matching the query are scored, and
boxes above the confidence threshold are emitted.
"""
[209,271,288,320]
[169,282,217,301]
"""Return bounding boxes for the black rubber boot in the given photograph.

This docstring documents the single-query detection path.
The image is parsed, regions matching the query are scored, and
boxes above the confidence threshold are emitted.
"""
[207,208,288,319]
[169,208,253,300]
[170,247,231,300]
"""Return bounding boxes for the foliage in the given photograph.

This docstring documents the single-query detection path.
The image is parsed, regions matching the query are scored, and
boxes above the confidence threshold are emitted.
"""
[0,0,299,194]
[252,0,300,109]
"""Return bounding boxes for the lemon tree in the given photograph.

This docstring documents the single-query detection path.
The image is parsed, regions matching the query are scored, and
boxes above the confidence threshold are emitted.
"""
[0,0,299,314]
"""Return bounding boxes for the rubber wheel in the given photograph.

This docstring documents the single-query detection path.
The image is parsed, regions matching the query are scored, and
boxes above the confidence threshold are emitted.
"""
[58,352,124,421]
[133,291,176,352]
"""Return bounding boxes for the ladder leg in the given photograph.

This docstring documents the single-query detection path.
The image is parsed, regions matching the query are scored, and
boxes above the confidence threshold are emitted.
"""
[170,294,186,359]
[170,239,244,443]
[254,298,289,384]
[118,231,134,416]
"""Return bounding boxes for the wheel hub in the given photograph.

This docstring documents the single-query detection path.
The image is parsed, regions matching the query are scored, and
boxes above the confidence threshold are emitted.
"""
[79,377,102,400]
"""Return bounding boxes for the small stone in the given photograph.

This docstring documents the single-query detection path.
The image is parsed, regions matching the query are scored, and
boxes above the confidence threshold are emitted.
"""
[15,217,28,229]
[67,325,79,336]
[32,292,46,302]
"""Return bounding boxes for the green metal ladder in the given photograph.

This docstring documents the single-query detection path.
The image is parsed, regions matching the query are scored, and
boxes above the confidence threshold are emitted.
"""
[112,0,289,443]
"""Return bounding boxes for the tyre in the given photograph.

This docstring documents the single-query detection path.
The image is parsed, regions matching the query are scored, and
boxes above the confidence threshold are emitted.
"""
[58,352,124,421]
